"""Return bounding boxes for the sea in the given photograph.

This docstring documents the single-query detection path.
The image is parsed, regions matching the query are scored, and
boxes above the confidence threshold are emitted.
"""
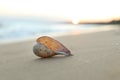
[0,17,119,44]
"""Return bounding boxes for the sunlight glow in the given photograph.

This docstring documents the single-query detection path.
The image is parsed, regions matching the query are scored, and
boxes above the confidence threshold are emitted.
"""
[0,0,120,21]
[72,19,79,24]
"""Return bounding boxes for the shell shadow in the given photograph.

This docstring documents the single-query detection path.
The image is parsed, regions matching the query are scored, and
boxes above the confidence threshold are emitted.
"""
[34,55,73,62]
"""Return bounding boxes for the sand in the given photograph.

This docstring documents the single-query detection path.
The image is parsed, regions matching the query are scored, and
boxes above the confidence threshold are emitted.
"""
[0,29,120,80]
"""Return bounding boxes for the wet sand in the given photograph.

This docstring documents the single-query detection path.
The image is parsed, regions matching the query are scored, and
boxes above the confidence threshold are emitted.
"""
[0,29,120,80]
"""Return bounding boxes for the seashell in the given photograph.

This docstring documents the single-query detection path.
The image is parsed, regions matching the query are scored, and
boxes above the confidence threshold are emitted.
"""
[33,36,72,58]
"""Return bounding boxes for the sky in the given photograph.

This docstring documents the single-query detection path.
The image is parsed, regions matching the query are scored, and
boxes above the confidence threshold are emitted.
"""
[0,0,120,22]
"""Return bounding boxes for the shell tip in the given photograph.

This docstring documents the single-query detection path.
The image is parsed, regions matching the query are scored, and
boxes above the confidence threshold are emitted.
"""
[55,51,73,56]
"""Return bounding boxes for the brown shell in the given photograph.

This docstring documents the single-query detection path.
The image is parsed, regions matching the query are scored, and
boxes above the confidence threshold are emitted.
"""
[33,43,55,58]
[33,36,71,58]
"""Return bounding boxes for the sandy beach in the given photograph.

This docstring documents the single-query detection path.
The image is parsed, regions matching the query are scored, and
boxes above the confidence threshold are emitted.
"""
[0,29,120,80]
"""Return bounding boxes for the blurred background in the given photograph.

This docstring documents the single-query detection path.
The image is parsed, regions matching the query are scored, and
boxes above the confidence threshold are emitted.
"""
[0,0,120,43]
